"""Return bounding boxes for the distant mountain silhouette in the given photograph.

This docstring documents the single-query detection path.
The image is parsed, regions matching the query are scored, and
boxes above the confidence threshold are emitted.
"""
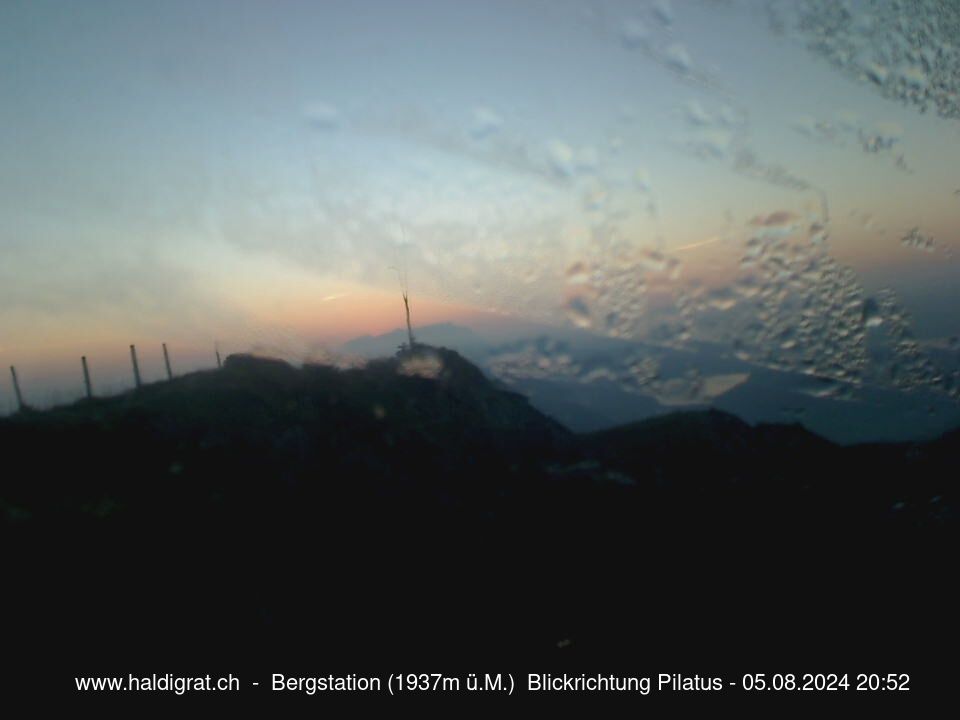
[340,324,960,443]
[2,346,956,688]
[341,322,490,358]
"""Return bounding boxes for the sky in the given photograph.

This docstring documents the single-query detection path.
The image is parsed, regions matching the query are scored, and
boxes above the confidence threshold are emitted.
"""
[1,0,959,409]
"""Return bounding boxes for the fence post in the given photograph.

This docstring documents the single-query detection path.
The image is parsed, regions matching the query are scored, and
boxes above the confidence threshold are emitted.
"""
[82,356,93,399]
[130,344,142,389]
[9,366,24,411]
[162,343,173,381]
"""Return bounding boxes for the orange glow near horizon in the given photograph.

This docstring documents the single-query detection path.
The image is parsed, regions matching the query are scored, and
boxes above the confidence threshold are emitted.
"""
[237,282,497,344]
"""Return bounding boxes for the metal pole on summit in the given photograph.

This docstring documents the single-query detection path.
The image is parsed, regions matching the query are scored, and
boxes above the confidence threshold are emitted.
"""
[403,290,416,350]
[9,366,24,411]
[130,345,142,389]
[162,343,173,381]
[82,356,93,399]
[391,224,416,351]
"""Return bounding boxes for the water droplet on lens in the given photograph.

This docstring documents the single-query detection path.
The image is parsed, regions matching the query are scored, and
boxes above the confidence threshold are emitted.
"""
[565,294,593,329]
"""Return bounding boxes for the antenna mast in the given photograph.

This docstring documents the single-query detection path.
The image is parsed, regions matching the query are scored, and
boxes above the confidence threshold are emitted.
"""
[403,289,415,350]
[395,225,416,350]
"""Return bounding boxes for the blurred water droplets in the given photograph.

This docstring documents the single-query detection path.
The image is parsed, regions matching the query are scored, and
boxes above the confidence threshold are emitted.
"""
[469,106,503,139]
[901,227,936,253]
[620,18,650,50]
[781,0,960,120]
[564,292,594,329]
[304,102,341,130]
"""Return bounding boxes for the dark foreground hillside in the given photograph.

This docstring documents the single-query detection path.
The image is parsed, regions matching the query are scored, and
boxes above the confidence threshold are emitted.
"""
[2,347,956,694]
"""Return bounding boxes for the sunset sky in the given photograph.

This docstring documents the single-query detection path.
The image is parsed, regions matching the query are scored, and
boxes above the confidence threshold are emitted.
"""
[2,0,958,408]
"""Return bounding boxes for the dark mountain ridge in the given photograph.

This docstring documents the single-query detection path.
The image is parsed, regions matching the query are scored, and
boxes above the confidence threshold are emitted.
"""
[2,346,956,678]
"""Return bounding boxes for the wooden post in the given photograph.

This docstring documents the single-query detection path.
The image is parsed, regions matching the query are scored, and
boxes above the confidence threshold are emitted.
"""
[130,344,142,389]
[162,343,173,380]
[81,356,93,399]
[9,366,24,411]
[215,342,222,369]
